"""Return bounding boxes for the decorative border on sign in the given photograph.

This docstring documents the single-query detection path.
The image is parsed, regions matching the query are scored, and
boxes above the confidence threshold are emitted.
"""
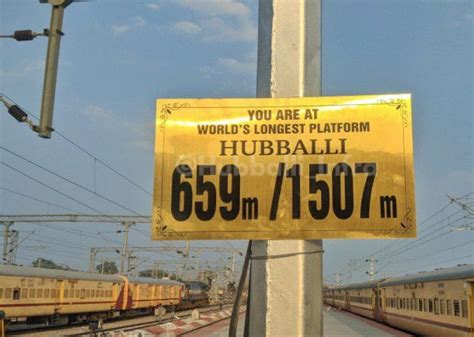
[377,98,412,234]
[159,102,190,130]
[377,98,409,127]
[156,102,190,237]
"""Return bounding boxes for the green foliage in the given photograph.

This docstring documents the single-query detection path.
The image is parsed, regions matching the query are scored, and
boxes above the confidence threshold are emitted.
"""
[32,257,71,270]
[139,269,169,278]
[95,261,118,274]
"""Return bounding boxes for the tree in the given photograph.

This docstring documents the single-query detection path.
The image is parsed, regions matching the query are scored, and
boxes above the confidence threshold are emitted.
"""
[139,269,169,278]
[169,274,184,282]
[32,257,71,270]
[96,261,118,274]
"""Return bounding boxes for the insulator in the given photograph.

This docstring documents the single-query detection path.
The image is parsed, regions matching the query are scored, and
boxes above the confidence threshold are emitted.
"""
[8,105,28,122]
[13,30,35,41]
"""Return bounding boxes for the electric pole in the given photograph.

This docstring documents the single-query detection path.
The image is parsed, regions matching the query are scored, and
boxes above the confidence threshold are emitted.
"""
[447,194,474,231]
[365,258,378,281]
[38,0,73,138]
[249,1,323,336]
[2,223,13,264]
[120,222,132,274]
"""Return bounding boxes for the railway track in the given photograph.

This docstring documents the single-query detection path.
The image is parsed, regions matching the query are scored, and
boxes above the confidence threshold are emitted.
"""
[7,304,234,337]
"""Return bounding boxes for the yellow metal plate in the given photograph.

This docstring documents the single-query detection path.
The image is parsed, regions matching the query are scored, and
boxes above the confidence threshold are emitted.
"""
[152,94,416,240]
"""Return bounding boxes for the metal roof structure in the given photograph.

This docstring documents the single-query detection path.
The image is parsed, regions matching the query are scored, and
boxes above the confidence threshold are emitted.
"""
[327,264,474,290]
[0,264,184,286]
[128,276,184,286]
[327,279,381,291]
[0,264,122,283]
[380,264,474,287]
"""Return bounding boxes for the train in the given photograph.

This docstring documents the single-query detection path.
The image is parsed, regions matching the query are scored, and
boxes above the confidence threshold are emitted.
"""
[0,264,209,327]
[323,264,474,337]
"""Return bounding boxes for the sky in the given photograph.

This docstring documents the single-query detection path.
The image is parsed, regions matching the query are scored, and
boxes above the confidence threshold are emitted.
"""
[0,0,473,283]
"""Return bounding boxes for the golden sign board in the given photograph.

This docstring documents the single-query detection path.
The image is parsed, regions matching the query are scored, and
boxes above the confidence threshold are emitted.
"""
[152,94,416,240]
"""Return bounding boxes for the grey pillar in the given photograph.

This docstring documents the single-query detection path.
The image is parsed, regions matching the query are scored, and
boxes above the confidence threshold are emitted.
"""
[249,1,323,336]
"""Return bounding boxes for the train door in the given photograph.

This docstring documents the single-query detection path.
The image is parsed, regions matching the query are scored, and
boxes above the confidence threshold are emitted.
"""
[374,288,383,322]
[344,290,350,310]
[470,282,474,330]
[53,280,64,321]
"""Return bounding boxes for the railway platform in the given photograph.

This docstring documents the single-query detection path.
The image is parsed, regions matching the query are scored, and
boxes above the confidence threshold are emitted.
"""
[172,306,414,337]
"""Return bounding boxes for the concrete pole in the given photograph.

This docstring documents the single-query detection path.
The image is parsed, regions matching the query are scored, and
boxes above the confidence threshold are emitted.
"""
[249,1,323,336]
[89,248,97,272]
[120,222,131,274]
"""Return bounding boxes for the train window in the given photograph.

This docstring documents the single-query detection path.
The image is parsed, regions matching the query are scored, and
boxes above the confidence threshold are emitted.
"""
[461,300,467,318]
[440,299,445,315]
[434,299,439,315]
[91,289,95,297]
[64,289,68,298]
[410,299,414,310]
[21,288,27,299]
[447,300,452,315]
[101,289,104,297]
[0,288,3,299]
[75,289,80,298]
[13,288,20,300]
[86,290,90,298]
[29,288,35,298]
[51,289,57,298]
[423,299,428,312]
[80,289,85,299]
[453,300,460,316]
[428,299,433,313]
[418,299,423,311]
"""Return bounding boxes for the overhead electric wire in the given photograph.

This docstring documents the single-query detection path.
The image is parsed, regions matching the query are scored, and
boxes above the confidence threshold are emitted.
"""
[35,223,106,242]
[329,192,474,281]
[1,147,145,216]
[378,215,466,261]
[1,161,107,215]
[0,186,81,213]
[391,253,474,275]
[0,93,152,197]
[361,202,459,260]
[379,238,474,269]
[360,191,473,262]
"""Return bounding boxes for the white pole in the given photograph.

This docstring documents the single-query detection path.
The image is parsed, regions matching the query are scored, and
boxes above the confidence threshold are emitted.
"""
[249,1,323,336]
